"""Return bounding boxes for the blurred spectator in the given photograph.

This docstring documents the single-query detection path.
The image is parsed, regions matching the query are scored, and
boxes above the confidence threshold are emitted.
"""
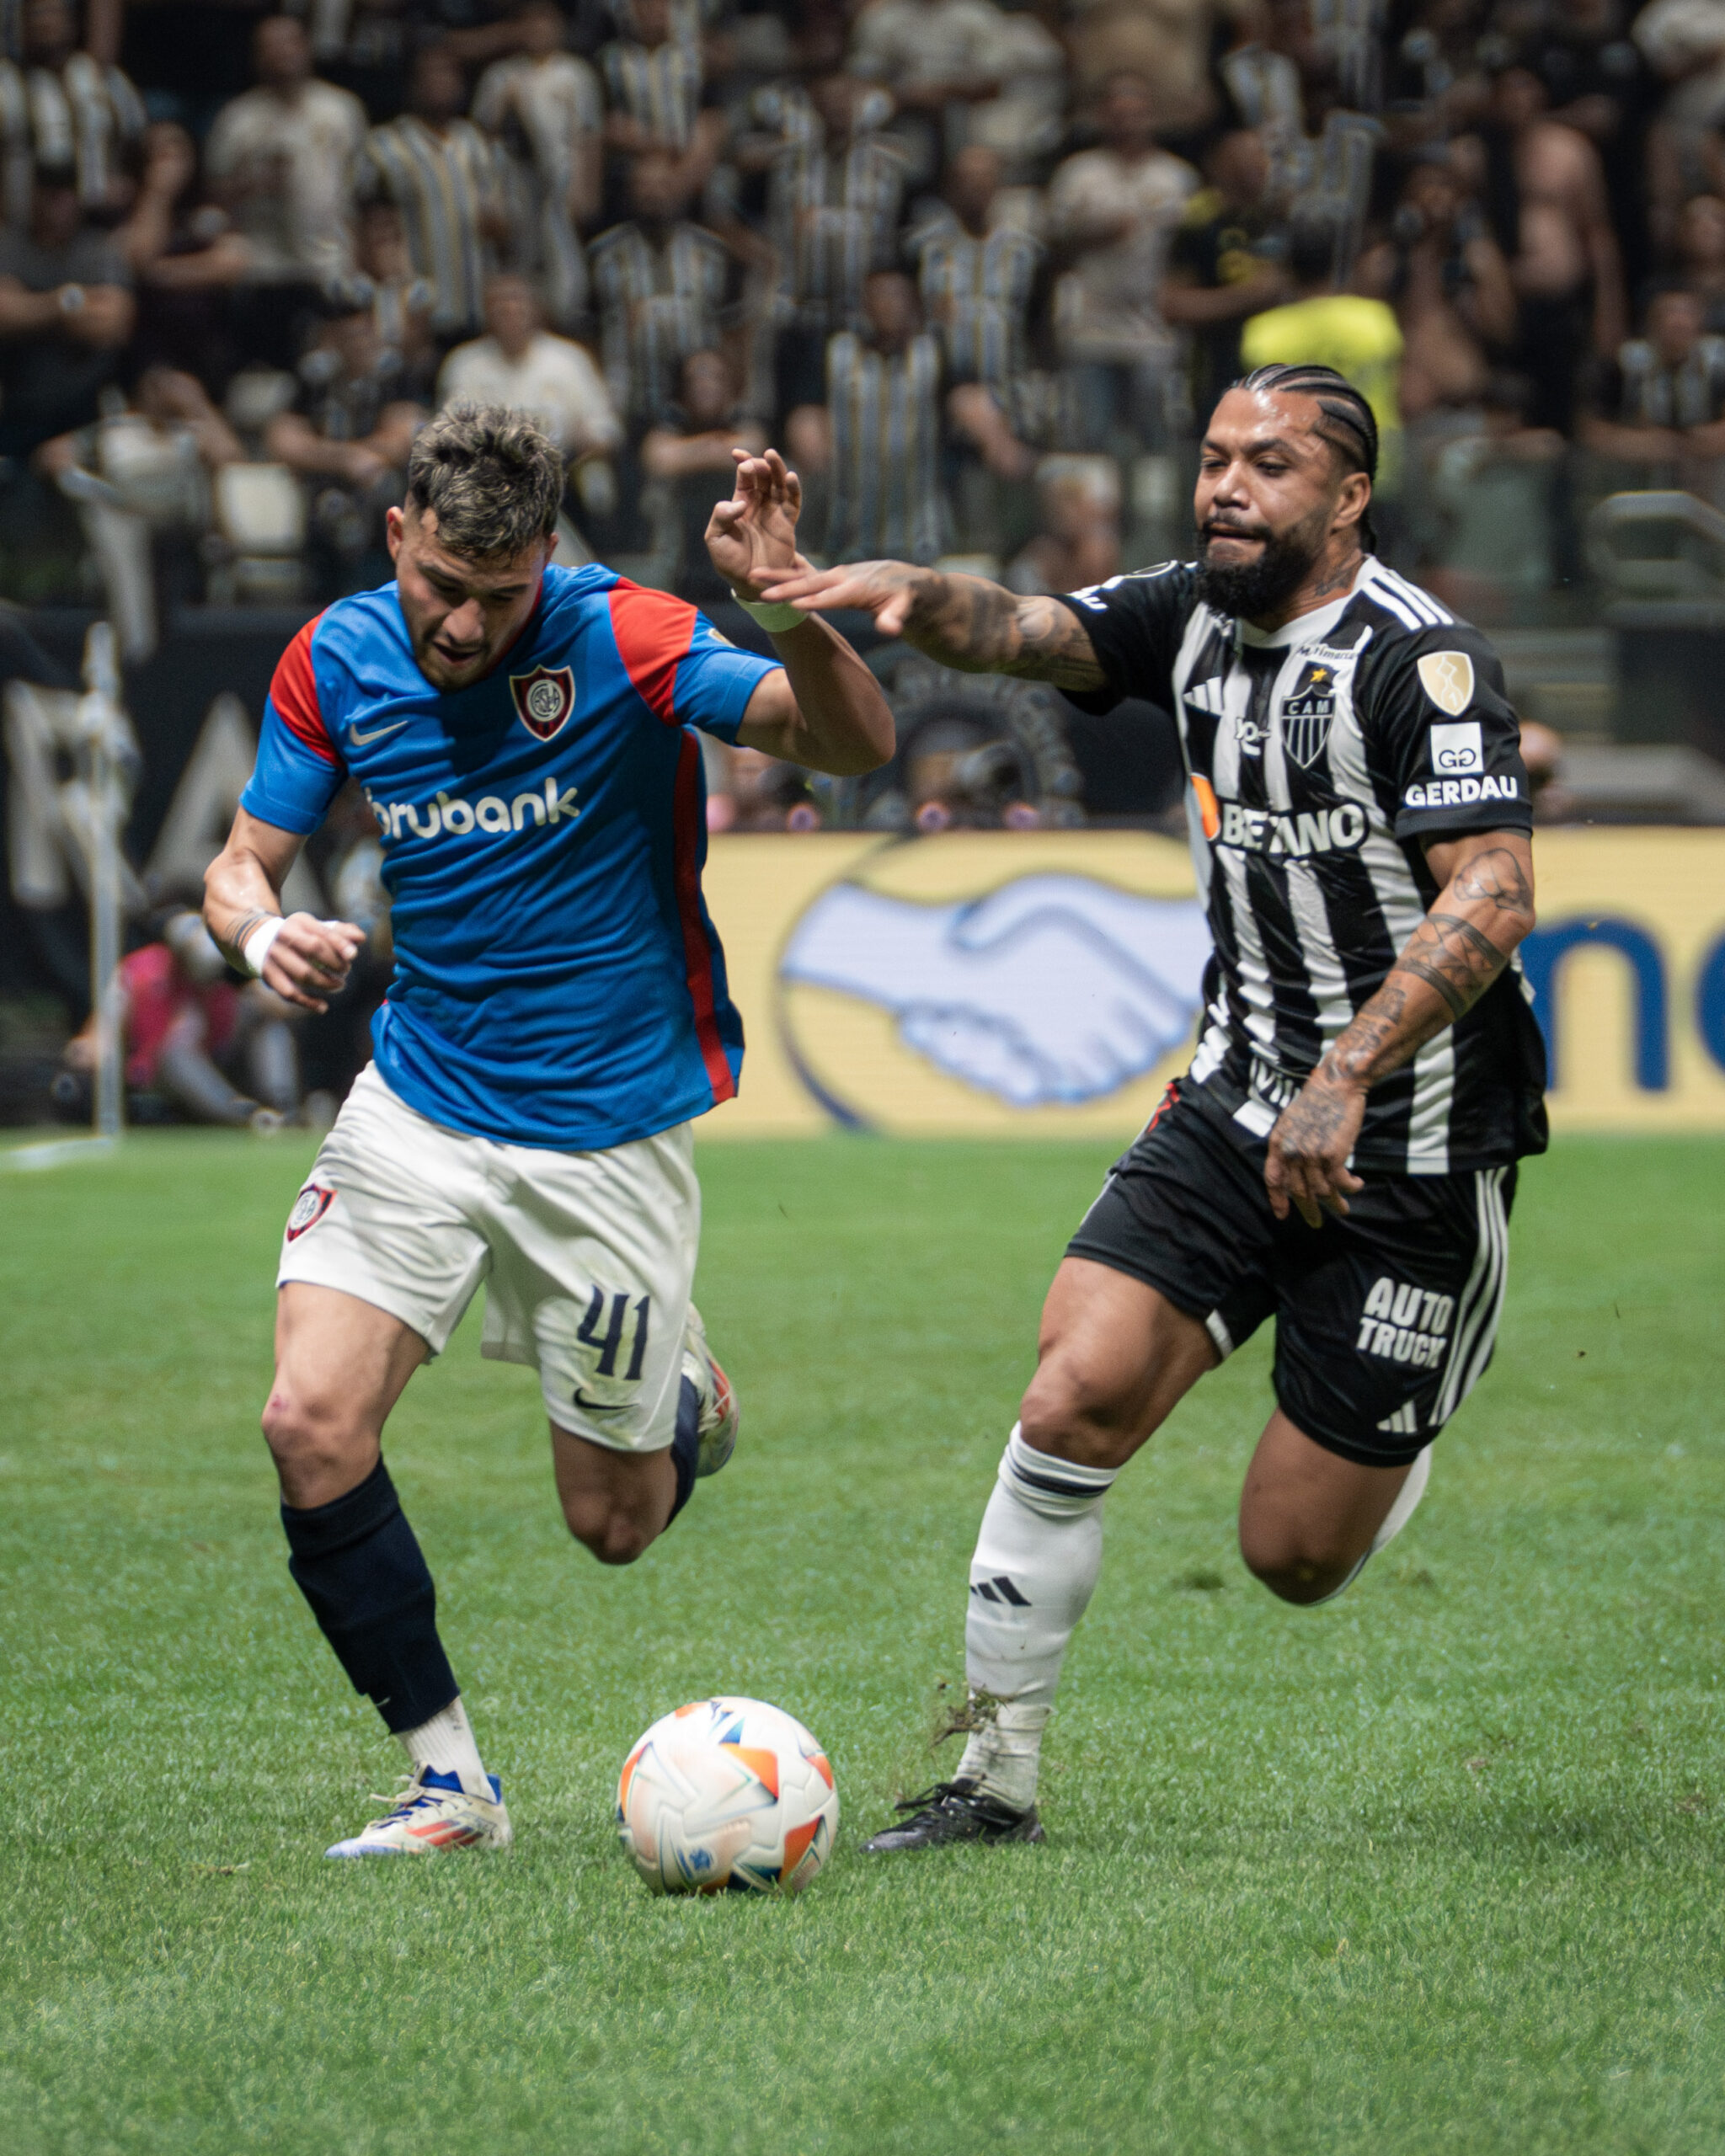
[846,0,996,172]
[706,740,821,831]
[600,0,723,191]
[1581,282,1725,474]
[1240,206,1403,461]
[39,361,241,606]
[473,0,603,333]
[355,43,508,343]
[1355,152,1516,419]
[0,0,144,230]
[1466,62,1626,434]
[58,903,300,1129]
[767,72,905,413]
[439,270,620,462]
[351,197,438,401]
[1044,72,1197,454]
[0,160,132,454]
[1163,127,1290,422]
[1067,0,1229,136]
[266,291,424,593]
[590,150,743,429]
[1007,453,1122,595]
[1674,190,1725,330]
[204,15,367,306]
[910,144,1044,394]
[120,120,250,390]
[808,267,944,563]
[640,344,765,601]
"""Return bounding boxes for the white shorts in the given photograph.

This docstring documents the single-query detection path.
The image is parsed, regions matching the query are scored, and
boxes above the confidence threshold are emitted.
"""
[277,1065,700,1451]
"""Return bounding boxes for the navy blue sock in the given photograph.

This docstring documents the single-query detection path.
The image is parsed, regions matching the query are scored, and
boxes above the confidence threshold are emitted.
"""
[280,1459,458,1735]
[665,1374,699,1526]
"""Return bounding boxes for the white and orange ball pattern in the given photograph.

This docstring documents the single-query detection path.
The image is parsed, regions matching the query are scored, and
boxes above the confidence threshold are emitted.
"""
[616,1695,839,1894]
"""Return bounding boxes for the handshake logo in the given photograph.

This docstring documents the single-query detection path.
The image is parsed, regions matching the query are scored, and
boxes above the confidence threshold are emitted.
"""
[779,873,1212,1108]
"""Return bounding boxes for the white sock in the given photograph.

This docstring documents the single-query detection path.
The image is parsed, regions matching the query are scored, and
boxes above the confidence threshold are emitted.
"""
[954,1424,1115,1812]
[1311,1445,1434,1605]
[396,1697,489,1799]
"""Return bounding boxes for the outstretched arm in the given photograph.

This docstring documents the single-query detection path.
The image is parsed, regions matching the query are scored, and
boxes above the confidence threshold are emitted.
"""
[204,807,364,1014]
[756,559,1110,691]
[1264,830,1537,1225]
[706,450,895,776]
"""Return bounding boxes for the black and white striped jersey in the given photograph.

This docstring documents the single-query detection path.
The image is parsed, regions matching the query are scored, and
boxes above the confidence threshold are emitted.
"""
[1065,556,1548,1174]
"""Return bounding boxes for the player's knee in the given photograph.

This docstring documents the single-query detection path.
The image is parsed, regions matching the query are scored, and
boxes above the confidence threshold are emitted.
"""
[560,1492,654,1566]
[261,1384,365,1485]
[1019,1367,1129,1469]
[1238,1517,1356,1605]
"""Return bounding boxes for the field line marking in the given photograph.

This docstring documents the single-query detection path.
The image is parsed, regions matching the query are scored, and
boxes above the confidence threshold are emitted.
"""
[1,1136,120,1172]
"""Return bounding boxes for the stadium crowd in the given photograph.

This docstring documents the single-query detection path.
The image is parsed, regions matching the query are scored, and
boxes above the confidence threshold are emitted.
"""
[3,0,1724,632]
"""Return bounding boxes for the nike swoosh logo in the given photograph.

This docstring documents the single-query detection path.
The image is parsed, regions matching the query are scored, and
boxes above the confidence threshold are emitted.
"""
[349,718,409,746]
[573,1389,630,1414]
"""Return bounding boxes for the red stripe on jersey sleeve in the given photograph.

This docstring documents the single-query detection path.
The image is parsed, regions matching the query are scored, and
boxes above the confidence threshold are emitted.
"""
[673,729,735,1105]
[608,581,697,726]
[269,614,337,763]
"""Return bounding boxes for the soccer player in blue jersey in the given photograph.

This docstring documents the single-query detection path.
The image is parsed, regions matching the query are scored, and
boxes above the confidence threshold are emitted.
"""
[203,403,892,1856]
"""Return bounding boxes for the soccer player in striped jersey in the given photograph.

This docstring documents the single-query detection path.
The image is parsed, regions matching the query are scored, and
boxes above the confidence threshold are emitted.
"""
[762,363,1546,1849]
[202,405,892,1857]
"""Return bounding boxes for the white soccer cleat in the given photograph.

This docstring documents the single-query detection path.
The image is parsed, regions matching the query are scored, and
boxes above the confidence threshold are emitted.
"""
[323,1765,512,1857]
[681,1301,740,1477]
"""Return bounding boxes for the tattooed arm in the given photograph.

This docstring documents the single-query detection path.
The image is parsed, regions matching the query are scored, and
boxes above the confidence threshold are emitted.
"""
[1264,830,1537,1227]
[753,559,1111,691]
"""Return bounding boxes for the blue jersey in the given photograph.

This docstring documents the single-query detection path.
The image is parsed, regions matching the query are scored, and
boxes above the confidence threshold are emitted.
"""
[239,563,778,1150]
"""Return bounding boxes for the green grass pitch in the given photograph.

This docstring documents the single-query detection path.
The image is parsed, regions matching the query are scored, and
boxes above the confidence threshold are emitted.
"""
[3,1129,1723,2154]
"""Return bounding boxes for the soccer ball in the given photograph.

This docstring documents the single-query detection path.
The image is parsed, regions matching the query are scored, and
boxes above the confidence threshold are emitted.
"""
[616,1695,839,1894]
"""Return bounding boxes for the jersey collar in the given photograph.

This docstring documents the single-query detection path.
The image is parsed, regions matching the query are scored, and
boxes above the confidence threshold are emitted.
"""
[1233,557,1369,652]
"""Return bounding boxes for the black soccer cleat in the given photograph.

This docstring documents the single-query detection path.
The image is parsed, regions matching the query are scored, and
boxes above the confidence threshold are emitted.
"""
[861,1779,1045,1853]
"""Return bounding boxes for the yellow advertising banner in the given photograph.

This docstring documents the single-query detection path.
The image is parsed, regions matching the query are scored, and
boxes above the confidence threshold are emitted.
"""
[697,827,1725,1137]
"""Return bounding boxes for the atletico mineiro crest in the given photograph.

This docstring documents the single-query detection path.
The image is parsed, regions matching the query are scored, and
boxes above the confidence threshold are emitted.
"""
[510,663,576,741]
[1281,659,1338,768]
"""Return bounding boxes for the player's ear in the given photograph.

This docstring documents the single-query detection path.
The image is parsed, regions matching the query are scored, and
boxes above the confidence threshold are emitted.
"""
[385,504,406,562]
[1334,471,1370,536]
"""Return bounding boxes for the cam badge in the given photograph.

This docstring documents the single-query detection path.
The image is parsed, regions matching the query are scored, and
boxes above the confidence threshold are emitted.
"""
[1280,659,1338,767]
[510,663,576,742]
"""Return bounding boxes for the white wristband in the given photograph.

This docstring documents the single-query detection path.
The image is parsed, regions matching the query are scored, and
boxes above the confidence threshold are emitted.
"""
[730,590,805,633]
[239,915,285,979]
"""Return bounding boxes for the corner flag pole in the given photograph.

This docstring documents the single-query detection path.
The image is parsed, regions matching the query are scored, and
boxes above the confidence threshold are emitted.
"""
[81,621,125,1143]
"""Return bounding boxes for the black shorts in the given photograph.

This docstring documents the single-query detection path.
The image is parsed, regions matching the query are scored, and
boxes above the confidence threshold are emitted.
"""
[1066,1081,1517,1467]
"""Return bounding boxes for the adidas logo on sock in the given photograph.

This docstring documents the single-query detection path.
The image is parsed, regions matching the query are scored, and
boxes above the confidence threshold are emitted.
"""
[969,1575,1030,1606]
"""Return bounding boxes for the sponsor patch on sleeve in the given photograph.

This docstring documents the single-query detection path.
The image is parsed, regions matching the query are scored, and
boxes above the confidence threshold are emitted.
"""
[1403,774,1521,810]
[1428,719,1483,775]
[1416,649,1476,716]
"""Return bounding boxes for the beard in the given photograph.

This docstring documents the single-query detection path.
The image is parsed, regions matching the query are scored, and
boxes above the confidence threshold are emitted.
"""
[1193,509,1328,620]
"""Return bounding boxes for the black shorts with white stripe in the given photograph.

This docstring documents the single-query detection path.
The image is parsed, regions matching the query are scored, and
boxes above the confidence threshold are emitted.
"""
[1065,1078,1515,1467]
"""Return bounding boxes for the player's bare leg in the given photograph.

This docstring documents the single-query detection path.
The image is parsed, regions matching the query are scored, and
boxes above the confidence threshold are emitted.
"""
[265,1283,510,1855]
[551,1429,677,1564]
[1237,1409,1425,1604]
[552,1303,741,1565]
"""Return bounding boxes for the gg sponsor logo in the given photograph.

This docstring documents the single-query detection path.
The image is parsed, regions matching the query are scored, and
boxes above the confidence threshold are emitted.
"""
[1429,719,1484,774]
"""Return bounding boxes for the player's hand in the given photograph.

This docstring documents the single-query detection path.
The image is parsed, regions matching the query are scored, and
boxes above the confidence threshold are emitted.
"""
[705,447,804,600]
[1264,1062,1368,1227]
[259,913,365,1014]
[754,558,929,635]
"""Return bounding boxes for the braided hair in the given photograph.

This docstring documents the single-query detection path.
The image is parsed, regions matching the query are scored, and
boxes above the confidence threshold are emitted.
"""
[1231,363,1379,552]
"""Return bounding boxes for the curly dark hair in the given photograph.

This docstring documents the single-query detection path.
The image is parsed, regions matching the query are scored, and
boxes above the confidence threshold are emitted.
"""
[403,403,563,559]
